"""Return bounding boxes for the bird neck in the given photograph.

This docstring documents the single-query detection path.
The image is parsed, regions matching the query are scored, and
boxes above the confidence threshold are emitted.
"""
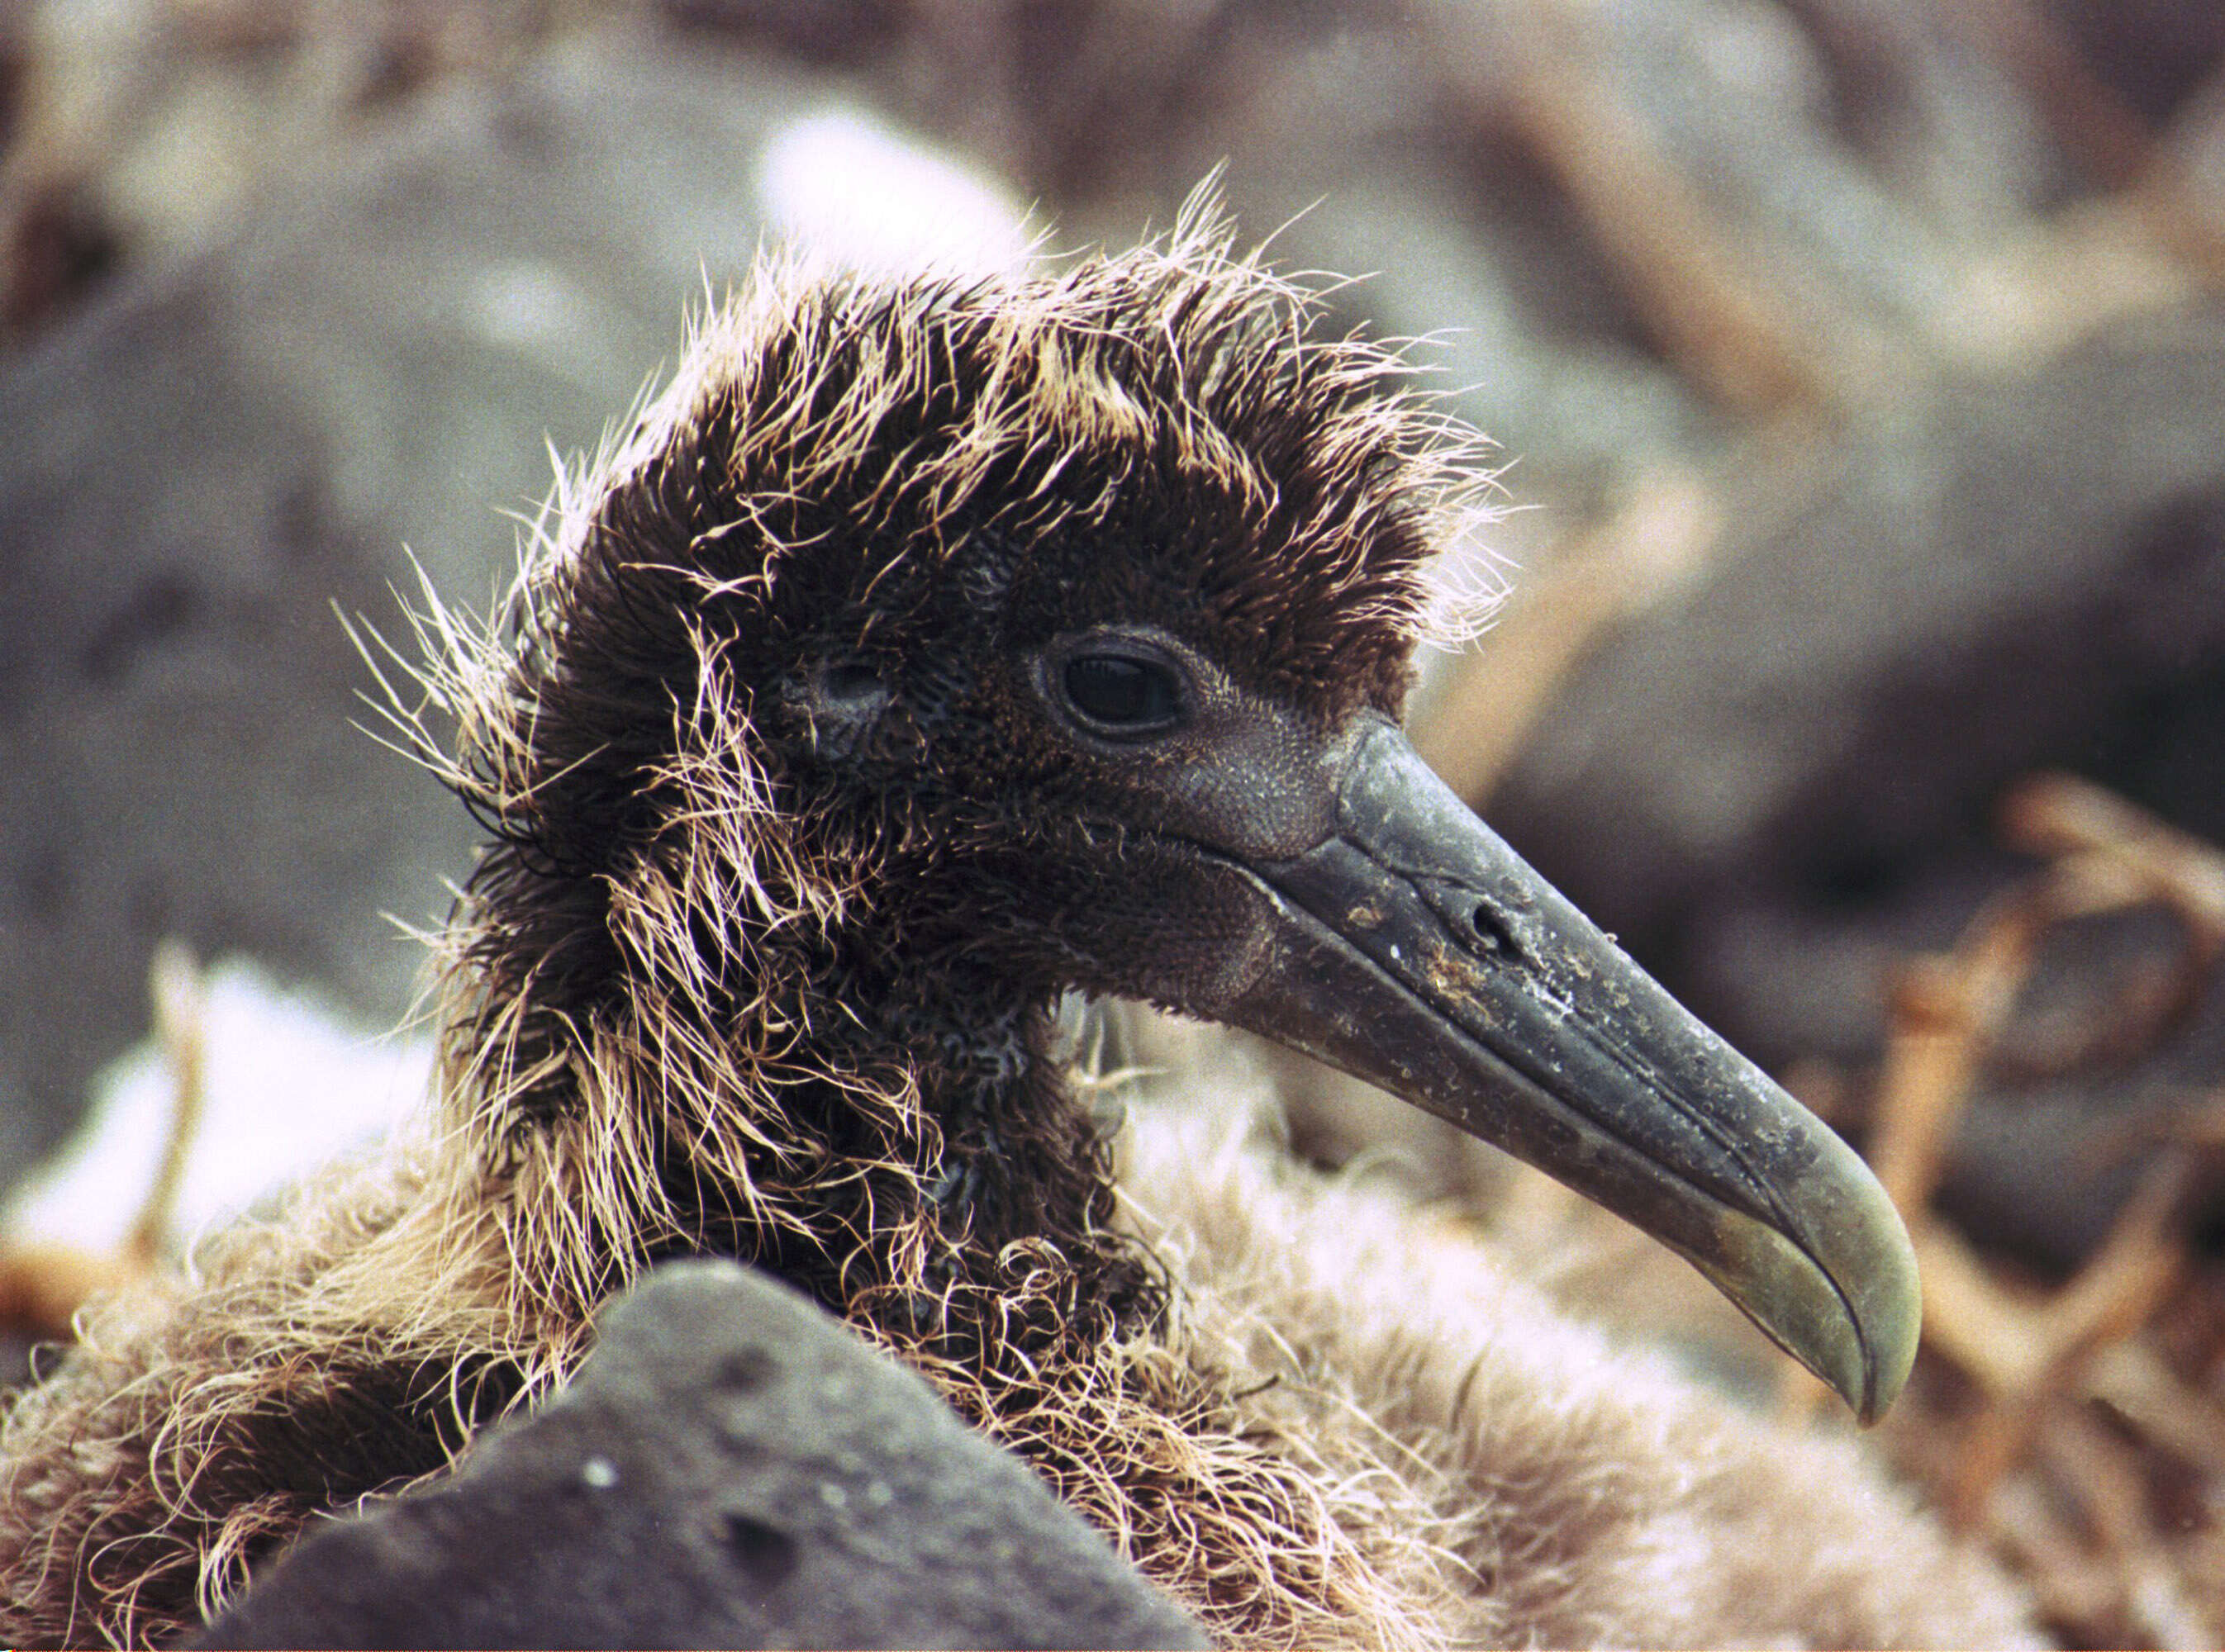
[436,832,1159,1366]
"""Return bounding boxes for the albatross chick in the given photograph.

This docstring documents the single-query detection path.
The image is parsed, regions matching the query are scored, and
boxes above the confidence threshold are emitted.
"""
[0,218,2031,1649]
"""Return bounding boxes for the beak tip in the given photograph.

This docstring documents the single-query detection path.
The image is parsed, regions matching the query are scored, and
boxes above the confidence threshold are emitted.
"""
[1847,1216,1923,1427]
[1691,1165,1923,1427]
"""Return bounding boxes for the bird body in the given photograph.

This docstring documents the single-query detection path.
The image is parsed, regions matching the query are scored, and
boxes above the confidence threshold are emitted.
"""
[0,220,2029,1647]
[4,1080,2035,1650]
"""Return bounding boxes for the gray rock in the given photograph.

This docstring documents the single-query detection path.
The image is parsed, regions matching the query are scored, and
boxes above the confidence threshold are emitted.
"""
[1490,312,2225,1066]
[193,1260,1207,1650]
[0,26,825,1185]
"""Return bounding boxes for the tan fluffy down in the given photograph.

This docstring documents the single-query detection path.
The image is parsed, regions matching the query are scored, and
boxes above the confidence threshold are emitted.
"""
[1115,1084,2039,1650]
[0,1079,2037,1649]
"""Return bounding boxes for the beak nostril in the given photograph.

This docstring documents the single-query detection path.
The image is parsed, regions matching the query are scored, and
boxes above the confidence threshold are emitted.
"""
[1467,904,1515,958]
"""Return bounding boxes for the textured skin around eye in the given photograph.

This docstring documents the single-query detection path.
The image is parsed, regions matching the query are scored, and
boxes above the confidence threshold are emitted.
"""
[1065,657,1178,729]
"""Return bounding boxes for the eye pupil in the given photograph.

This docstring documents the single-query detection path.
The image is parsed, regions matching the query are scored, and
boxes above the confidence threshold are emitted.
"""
[1063,654,1181,731]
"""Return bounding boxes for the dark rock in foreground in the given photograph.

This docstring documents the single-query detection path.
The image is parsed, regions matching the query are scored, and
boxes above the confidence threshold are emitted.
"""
[193,1260,1205,1651]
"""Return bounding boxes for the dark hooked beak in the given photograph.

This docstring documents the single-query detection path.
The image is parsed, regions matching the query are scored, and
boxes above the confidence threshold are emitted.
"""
[1219,719,1920,1423]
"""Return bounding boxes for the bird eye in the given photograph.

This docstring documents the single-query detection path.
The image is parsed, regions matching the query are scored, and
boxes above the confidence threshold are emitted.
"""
[817,661,887,709]
[1061,653,1185,736]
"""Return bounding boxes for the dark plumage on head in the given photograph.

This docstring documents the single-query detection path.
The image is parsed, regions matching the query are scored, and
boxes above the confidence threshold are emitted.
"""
[416,216,1497,1322]
[466,224,1485,938]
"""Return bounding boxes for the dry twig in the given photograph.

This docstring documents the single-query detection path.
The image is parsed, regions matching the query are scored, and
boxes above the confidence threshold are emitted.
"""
[1424,0,1826,414]
[1847,771,2225,1646]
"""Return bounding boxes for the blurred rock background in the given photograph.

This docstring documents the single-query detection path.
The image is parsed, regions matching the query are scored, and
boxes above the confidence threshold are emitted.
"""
[3,2,2225,1643]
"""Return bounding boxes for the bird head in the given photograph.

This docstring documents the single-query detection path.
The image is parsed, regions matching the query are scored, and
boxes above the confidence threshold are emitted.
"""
[451,221,1919,1421]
